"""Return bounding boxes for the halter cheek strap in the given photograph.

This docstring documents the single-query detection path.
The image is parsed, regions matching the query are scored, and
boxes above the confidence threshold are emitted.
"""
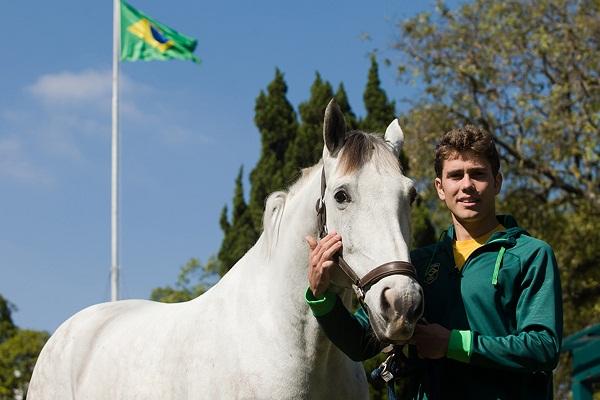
[315,167,417,302]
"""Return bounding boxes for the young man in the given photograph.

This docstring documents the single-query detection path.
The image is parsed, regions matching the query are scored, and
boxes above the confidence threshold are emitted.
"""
[306,125,563,399]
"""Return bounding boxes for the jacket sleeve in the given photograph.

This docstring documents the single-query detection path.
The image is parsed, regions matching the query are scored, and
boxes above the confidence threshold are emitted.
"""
[447,244,563,371]
[305,288,383,361]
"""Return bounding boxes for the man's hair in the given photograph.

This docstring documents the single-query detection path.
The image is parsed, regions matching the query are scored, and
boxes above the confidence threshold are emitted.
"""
[434,125,500,178]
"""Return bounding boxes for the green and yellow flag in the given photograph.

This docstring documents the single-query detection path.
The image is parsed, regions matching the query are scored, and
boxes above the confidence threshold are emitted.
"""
[120,0,200,63]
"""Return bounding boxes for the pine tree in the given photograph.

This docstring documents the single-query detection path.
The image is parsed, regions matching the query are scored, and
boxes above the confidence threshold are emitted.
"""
[335,83,359,131]
[361,55,413,173]
[360,55,396,134]
[217,166,258,274]
[284,72,334,179]
[0,295,16,344]
[362,56,436,249]
[249,69,299,231]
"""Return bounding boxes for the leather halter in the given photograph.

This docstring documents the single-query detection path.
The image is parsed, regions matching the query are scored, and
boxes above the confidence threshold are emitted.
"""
[315,167,417,301]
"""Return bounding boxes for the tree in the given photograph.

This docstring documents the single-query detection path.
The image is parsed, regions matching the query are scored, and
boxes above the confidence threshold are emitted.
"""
[150,257,220,303]
[335,83,359,131]
[216,70,298,276]
[360,56,435,249]
[0,295,49,399]
[249,69,299,232]
[0,330,49,399]
[0,296,16,344]
[284,72,334,179]
[360,55,397,134]
[217,167,259,274]
[393,0,600,395]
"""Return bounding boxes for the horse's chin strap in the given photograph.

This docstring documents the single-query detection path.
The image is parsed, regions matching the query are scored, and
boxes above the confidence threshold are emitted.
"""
[315,167,418,304]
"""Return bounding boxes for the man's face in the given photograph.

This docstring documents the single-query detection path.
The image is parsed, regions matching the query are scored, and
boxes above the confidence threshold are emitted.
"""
[434,150,502,225]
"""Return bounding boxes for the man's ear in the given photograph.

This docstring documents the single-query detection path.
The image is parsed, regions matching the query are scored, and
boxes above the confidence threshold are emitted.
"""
[494,173,503,194]
[434,177,445,201]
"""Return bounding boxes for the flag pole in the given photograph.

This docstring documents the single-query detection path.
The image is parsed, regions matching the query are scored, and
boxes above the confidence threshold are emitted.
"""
[111,0,120,302]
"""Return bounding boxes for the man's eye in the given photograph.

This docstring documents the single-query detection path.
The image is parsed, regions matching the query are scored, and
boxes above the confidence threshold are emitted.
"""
[334,190,350,203]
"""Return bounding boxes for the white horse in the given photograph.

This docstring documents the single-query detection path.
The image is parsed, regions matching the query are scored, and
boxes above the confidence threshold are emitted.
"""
[28,99,423,400]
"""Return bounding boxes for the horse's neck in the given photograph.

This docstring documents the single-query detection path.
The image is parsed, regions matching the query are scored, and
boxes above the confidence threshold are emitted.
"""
[255,167,354,366]
[200,166,360,394]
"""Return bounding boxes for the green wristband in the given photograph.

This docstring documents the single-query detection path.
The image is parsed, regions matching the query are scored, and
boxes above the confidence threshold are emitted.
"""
[305,287,336,317]
[446,329,472,363]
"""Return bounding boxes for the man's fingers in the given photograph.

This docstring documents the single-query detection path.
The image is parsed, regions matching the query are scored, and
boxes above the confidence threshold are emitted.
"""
[305,236,317,250]
[321,241,342,262]
[317,233,340,252]
[316,233,341,256]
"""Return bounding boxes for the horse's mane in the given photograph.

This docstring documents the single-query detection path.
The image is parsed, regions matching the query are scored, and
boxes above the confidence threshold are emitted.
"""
[339,131,401,174]
[260,131,402,257]
[288,131,401,195]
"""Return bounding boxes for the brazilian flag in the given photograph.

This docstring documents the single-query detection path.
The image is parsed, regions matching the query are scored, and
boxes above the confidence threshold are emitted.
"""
[120,0,200,63]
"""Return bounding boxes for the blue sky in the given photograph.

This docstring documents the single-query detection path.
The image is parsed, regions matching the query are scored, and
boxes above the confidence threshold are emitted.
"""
[1,0,447,333]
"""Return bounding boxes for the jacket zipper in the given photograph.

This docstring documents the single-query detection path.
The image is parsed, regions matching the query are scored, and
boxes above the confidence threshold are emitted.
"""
[458,238,510,275]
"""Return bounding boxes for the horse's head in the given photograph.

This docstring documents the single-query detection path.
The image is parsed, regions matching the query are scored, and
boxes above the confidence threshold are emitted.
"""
[320,99,423,344]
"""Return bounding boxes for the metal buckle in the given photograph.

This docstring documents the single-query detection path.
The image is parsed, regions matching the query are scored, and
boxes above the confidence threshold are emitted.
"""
[315,198,324,214]
[352,285,365,301]
[379,353,396,382]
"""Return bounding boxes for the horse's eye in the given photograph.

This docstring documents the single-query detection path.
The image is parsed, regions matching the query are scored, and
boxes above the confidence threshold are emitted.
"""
[334,190,350,204]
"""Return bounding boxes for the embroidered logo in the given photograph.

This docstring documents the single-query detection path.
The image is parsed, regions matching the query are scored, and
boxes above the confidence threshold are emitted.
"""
[424,263,440,285]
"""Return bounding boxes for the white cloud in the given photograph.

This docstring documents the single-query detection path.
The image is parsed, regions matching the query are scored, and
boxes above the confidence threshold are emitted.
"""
[1,68,207,185]
[0,136,52,184]
[26,69,151,113]
[27,69,112,105]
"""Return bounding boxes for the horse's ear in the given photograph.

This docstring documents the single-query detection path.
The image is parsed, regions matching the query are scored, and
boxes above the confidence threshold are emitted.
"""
[384,119,404,155]
[262,191,287,259]
[323,98,347,156]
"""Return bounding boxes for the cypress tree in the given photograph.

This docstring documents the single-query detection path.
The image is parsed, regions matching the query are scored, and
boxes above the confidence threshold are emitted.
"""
[0,295,16,344]
[218,166,258,275]
[361,55,412,172]
[360,55,396,134]
[284,72,334,179]
[361,56,436,249]
[335,83,359,131]
[249,69,299,231]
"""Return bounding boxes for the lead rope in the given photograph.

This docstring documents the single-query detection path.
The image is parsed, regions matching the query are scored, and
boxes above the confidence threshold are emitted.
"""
[369,345,411,400]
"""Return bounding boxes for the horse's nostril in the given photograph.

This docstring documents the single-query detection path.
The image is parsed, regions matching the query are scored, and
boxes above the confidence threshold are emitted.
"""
[380,287,392,312]
[408,298,424,321]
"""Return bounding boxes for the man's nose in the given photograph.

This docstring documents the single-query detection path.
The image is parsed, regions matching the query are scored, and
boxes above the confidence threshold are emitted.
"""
[461,175,476,191]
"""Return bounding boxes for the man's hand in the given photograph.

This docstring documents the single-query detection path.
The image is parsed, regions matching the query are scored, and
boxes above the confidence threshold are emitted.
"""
[306,232,342,297]
[411,323,451,359]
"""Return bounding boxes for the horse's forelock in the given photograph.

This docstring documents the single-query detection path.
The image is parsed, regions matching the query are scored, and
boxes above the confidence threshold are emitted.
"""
[339,131,401,175]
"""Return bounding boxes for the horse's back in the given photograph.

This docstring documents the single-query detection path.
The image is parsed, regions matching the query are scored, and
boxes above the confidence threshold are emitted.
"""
[28,299,173,399]
[27,294,246,399]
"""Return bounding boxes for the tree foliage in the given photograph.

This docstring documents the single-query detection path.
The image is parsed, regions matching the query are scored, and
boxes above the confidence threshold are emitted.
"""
[393,0,599,395]
[285,72,334,177]
[0,296,16,345]
[217,167,258,275]
[150,257,220,303]
[334,83,359,131]
[0,295,49,399]
[361,56,397,134]
[249,69,299,232]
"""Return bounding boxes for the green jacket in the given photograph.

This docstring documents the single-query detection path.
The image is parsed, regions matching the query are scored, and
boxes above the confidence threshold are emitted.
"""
[306,215,563,399]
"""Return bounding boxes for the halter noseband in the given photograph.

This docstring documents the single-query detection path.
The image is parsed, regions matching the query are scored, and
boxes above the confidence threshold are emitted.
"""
[315,167,417,302]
